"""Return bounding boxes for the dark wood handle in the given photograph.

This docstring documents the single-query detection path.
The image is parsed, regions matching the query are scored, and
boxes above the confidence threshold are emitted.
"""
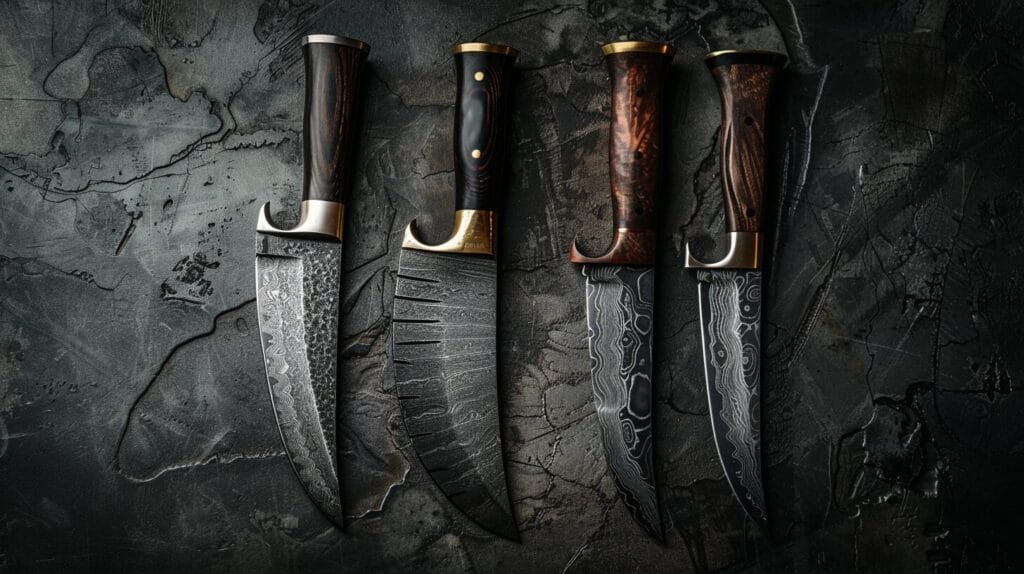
[303,37,369,204]
[570,43,674,266]
[453,45,517,212]
[706,51,786,232]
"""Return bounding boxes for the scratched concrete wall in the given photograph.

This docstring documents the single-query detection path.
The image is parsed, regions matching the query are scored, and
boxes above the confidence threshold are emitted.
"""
[1,0,1022,572]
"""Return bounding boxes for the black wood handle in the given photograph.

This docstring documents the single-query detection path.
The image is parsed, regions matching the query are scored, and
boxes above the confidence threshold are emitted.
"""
[570,41,675,266]
[453,44,517,212]
[303,36,369,204]
[705,50,786,232]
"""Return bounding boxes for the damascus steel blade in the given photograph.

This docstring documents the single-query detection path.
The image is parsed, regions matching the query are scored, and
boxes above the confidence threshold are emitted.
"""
[255,232,344,526]
[392,248,517,540]
[581,265,662,539]
[696,269,767,529]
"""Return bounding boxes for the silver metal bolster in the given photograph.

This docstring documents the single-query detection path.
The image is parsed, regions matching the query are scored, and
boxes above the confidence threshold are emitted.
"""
[257,199,345,242]
[685,231,763,269]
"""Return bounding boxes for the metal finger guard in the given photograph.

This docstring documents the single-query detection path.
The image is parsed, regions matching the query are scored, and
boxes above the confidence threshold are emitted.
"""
[257,199,345,242]
[685,231,763,269]
[402,209,496,256]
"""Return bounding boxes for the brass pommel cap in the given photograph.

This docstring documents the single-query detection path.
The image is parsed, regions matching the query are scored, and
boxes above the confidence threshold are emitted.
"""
[452,42,519,57]
[601,40,676,56]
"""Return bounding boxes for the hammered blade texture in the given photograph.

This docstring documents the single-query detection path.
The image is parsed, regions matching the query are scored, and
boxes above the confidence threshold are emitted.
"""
[392,248,517,540]
[255,232,344,525]
[581,265,662,539]
[696,269,767,528]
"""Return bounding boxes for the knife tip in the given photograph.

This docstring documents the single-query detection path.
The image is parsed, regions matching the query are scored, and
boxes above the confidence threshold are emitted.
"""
[479,513,521,542]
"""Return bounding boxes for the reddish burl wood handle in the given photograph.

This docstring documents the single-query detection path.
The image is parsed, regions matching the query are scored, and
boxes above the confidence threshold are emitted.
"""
[706,50,786,232]
[571,41,675,266]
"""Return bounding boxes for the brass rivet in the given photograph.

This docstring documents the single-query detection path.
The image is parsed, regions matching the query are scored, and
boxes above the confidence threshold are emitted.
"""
[471,149,481,158]
[474,71,485,81]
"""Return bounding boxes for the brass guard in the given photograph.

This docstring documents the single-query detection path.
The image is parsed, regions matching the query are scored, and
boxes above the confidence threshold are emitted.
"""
[402,209,496,256]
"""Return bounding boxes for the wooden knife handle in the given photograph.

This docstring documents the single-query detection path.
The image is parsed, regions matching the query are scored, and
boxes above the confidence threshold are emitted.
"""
[570,41,675,266]
[302,35,369,204]
[453,43,518,212]
[706,50,786,232]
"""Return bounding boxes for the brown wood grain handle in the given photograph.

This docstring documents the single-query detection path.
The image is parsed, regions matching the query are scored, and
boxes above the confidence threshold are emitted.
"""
[706,51,786,232]
[303,36,369,204]
[570,41,675,266]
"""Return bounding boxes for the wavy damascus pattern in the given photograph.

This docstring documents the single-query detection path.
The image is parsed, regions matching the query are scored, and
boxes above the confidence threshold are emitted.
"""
[581,265,662,539]
[255,233,343,525]
[696,269,767,528]
[392,248,517,540]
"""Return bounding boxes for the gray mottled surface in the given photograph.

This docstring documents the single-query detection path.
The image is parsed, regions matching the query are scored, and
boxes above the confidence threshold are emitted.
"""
[393,248,516,540]
[696,269,766,529]
[581,265,661,539]
[256,232,345,526]
[1,0,1022,572]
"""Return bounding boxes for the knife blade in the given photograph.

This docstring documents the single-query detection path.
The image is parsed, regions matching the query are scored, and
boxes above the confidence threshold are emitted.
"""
[685,49,785,531]
[392,42,519,540]
[255,34,368,527]
[569,40,675,541]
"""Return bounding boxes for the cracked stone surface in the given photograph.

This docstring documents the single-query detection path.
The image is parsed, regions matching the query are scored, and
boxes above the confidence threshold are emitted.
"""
[1,0,1022,571]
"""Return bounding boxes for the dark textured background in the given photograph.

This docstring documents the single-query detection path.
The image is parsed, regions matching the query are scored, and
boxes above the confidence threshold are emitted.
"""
[2,0,1023,572]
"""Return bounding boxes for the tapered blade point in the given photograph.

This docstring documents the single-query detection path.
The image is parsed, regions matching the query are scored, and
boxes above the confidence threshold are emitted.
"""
[256,233,345,526]
[696,269,768,530]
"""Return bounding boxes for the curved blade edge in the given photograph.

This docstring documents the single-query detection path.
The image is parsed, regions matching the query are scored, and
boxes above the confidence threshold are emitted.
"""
[697,269,767,530]
[256,235,343,526]
[392,248,517,540]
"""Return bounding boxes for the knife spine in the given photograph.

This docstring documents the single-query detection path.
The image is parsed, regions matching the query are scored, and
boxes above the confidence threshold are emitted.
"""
[570,41,674,266]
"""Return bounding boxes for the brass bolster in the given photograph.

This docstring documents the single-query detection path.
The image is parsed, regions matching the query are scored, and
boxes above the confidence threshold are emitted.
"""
[685,231,763,269]
[257,199,345,242]
[402,209,496,255]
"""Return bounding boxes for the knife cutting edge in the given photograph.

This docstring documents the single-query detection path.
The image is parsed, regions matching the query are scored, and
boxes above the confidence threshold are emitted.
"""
[391,42,519,540]
[685,49,785,532]
[255,34,369,527]
[569,40,675,541]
